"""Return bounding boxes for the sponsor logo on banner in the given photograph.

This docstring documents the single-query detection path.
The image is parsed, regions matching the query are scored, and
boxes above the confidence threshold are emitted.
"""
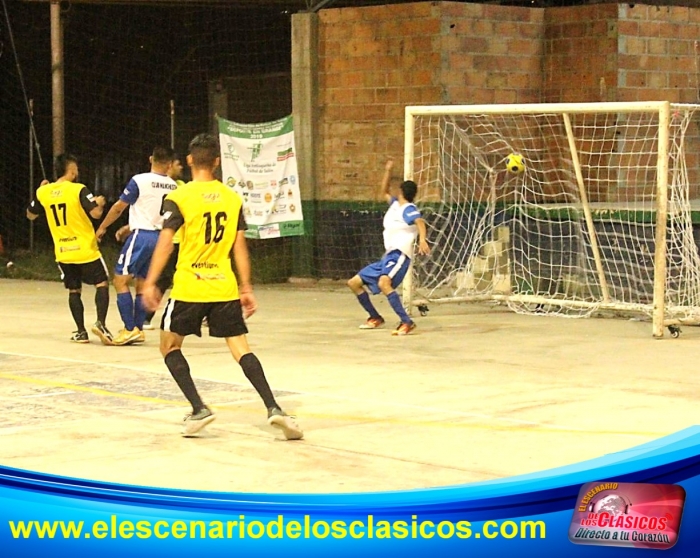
[277,148,294,161]
[259,224,281,239]
[568,482,685,550]
[218,114,303,238]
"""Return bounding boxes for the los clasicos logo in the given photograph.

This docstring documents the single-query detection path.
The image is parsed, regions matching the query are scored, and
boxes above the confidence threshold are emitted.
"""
[568,482,685,550]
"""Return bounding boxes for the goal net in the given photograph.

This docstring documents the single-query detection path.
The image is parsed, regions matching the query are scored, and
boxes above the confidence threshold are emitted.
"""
[404,101,700,338]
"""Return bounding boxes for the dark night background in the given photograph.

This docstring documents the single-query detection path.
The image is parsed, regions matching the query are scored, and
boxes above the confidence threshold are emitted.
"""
[0,0,692,279]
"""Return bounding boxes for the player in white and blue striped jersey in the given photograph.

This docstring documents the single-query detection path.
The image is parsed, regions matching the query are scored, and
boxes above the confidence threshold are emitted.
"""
[96,147,178,345]
[347,158,430,336]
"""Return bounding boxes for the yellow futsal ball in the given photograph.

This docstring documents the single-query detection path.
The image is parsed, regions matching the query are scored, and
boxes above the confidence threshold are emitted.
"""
[505,153,525,174]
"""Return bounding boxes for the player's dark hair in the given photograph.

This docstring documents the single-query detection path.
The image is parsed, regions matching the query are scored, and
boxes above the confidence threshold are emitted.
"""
[401,180,418,203]
[189,133,220,168]
[54,154,78,180]
[151,146,176,164]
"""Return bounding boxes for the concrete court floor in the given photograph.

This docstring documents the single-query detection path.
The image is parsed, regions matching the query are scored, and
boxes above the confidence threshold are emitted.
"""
[0,277,698,494]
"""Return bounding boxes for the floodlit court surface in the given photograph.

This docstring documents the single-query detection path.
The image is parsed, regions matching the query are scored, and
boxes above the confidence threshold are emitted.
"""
[0,278,698,494]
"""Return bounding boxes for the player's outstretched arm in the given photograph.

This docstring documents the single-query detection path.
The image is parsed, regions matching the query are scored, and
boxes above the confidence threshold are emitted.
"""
[89,196,106,220]
[142,228,175,311]
[379,157,394,204]
[415,217,430,255]
[232,230,257,318]
[95,199,128,241]
[26,181,49,221]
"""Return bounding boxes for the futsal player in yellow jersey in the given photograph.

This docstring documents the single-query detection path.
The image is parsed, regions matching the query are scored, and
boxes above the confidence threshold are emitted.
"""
[26,154,114,344]
[143,134,303,439]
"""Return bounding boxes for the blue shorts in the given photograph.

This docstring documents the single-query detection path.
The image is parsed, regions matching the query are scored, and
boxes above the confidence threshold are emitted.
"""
[115,229,159,279]
[358,250,411,295]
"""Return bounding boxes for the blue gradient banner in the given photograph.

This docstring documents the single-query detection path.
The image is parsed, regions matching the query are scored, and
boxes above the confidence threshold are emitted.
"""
[2,426,700,556]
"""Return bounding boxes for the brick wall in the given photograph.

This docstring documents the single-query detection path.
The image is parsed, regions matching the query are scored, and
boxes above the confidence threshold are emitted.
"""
[317,2,700,201]
[318,2,440,201]
[318,1,542,201]
[618,4,700,103]
[543,4,618,103]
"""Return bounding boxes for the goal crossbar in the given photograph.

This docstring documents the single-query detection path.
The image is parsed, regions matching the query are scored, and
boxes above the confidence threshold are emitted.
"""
[403,101,700,338]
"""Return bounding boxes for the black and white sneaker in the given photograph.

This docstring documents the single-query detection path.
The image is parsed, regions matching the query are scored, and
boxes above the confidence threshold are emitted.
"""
[267,408,304,440]
[91,321,114,346]
[70,330,89,344]
[182,407,216,437]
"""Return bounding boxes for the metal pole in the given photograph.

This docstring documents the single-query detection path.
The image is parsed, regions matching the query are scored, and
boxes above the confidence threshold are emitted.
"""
[170,100,175,149]
[50,0,65,156]
[29,99,35,252]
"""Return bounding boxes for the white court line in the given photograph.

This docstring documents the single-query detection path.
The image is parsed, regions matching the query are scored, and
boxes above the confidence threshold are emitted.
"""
[0,349,654,435]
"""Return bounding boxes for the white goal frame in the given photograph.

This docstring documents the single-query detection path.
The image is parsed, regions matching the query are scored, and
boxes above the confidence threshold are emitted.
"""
[401,101,698,338]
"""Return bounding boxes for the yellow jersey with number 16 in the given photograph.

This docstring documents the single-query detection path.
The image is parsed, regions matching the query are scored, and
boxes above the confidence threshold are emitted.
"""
[34,181,101,264]
[166,180,243,303]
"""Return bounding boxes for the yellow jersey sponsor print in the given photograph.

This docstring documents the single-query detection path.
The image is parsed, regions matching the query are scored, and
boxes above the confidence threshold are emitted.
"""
[165,180,243,303]
[34,181,101,264]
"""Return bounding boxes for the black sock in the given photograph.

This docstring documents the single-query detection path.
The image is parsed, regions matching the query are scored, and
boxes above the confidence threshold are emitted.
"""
[145,310,156,322]
[95,286,109,324]
[68,292,85,332]
[239,353,278,410]
[164,350,205,413]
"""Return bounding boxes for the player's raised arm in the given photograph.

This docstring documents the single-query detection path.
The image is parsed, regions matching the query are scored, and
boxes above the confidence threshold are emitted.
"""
[379,157,394,204]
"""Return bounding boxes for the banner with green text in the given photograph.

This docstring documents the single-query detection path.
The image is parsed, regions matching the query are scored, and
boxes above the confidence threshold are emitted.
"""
[218,115,304,239]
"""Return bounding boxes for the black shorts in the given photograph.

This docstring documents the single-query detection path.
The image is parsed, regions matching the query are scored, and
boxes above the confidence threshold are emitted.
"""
[58,258,109,290]
[161,299,248,338]
[155,244,179,295]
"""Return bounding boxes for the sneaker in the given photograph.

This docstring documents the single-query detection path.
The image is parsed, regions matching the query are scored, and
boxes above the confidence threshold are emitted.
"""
[182,407,216,437]
[201,316,209,328]
[142,319,155,331]
[267,408,304,440]
[131,329,146,344]
[91,321,114,346]
[359,316,385,329]
[70,330,89,344]
[112,328,142,346]
[392,321,417,336]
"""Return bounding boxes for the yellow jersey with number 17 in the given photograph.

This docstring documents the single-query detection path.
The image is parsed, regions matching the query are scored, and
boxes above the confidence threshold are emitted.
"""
[34,181,101,264]
[165,180,243,303]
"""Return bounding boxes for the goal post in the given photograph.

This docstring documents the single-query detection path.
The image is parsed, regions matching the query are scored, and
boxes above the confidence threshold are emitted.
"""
[402,101,700,338]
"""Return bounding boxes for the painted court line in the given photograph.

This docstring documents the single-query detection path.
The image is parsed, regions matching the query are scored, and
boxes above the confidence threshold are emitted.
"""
[0,350,670,438]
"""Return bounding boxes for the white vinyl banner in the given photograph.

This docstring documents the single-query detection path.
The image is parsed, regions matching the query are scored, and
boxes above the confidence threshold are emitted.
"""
[218,115,304,239]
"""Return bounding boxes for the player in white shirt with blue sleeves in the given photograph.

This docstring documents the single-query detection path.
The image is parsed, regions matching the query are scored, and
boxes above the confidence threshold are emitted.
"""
[347,158,430,336]
[96,147,178,345]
